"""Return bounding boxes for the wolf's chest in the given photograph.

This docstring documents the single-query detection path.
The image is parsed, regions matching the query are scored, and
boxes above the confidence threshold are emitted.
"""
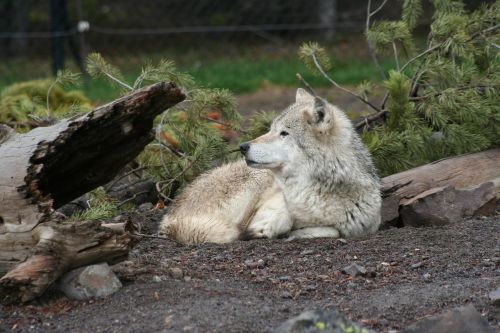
[282,185,340,228]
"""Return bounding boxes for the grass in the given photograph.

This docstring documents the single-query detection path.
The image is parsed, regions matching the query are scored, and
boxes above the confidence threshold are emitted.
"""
[0,44,394,103]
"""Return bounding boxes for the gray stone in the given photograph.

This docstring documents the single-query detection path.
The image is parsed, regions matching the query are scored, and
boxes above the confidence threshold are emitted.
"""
[342,263,367,277]
[273,309,376,333]
[59,263,122,301]
[489,289,500,306]
[401,305,495,333]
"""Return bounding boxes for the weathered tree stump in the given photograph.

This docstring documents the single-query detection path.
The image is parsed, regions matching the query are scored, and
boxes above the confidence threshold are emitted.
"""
[0,82,185,304]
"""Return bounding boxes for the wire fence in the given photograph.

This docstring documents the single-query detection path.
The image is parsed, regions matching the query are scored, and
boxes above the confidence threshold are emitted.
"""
[1,0,399,56]
[0,0,490,76]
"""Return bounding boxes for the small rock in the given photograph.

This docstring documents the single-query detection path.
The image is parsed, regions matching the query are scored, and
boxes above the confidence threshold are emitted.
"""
[273,309,376,333]
[304,285,317,292]
[168,267,183,279]
[244,259,265,269]
[347,281,358,289]
[411,262,423,269]
[481,259,494,267]
[300,249,315,255]
[59,263,122,301]
[279,276,292,281]
[489,289,500,306]
[342,263,367,277]
[401,305,495,333]
[281,291,293,299]
[152,275,162,283]
[366,269,377,278]
[183,276,192,282]
[138,202,154,212]
[379,318,389,326]
[423,273,431,280]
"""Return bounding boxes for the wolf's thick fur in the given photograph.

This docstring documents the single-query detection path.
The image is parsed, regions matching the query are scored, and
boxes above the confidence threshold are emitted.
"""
[160,89,381,244]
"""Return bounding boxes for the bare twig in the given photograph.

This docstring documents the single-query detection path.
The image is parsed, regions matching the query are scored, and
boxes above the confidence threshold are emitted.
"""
[311,53,381,113]
[107,166,147,189]
[133,232,184,245]
[381,92,389,110]
[400,43,442,72]
[155,140,185,158]
[370,0,388,17]
[354,109,388,131]
[296,73,318,96]
[156,155,199,195]
[117,190,150,208]
[392,41,400,71]
[366,0,388,80]
[46,79,58,117]
[105,72,134,91]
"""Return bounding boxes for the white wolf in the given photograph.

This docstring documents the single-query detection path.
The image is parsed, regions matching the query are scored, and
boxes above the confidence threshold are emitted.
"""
[160,88,381,244]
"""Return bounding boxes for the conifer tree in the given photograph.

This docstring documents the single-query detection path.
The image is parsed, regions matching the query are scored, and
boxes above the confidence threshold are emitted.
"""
[298,0,499,176]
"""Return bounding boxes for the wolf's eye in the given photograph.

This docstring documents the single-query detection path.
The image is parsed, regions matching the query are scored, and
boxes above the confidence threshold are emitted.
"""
[280,131,289,137]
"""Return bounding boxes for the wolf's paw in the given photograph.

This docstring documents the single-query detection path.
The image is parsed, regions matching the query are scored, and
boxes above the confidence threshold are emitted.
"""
[246,219,278,239]
[244,215,292,240]
[287,227,340,240]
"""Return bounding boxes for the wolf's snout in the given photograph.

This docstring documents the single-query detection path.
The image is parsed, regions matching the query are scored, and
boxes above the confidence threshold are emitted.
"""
[239,143,250,155]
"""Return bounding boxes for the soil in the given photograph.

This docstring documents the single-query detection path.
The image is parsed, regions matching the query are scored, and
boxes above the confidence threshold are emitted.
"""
[1,210,499,333]
[236,85,386,121]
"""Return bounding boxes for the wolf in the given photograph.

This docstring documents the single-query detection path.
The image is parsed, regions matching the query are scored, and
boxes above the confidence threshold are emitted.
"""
[159,88,381,244]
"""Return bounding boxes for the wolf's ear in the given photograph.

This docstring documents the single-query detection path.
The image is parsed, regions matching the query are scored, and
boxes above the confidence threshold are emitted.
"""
[304,97,333,131]
[296,88,314,104]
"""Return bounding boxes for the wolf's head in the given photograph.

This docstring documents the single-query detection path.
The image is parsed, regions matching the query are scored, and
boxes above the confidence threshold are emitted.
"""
[240,88,354,175]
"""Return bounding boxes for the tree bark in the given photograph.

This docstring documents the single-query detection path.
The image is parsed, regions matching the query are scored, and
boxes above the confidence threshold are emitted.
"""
[0,82,185,304]
[381,148,500,224]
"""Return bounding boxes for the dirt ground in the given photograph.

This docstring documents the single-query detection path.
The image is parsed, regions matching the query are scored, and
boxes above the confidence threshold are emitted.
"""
[0,88,498,333]
[1,209,499,333]
[236,85,385,120]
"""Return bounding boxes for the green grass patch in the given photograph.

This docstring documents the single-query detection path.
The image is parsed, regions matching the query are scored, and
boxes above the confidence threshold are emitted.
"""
[0,54,393,103]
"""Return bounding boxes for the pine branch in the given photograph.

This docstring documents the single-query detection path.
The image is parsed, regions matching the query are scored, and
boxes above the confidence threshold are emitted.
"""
[310,52,381,113]
[86,53,133,91]
[409,85,499,101]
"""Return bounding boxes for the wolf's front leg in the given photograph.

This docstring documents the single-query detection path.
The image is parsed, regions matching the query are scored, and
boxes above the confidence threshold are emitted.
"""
[287,227,340,240]
[243,190,292,239]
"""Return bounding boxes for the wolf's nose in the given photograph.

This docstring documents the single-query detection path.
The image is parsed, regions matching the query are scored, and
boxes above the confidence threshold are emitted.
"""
[239,143,250,154]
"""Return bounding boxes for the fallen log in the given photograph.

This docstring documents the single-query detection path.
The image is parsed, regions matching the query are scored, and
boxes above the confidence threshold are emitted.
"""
[381,148,500,225]
[0,82,185,304]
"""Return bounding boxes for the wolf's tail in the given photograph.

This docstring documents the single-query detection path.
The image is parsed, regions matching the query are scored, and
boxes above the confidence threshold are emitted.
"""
[159,215,241,245]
